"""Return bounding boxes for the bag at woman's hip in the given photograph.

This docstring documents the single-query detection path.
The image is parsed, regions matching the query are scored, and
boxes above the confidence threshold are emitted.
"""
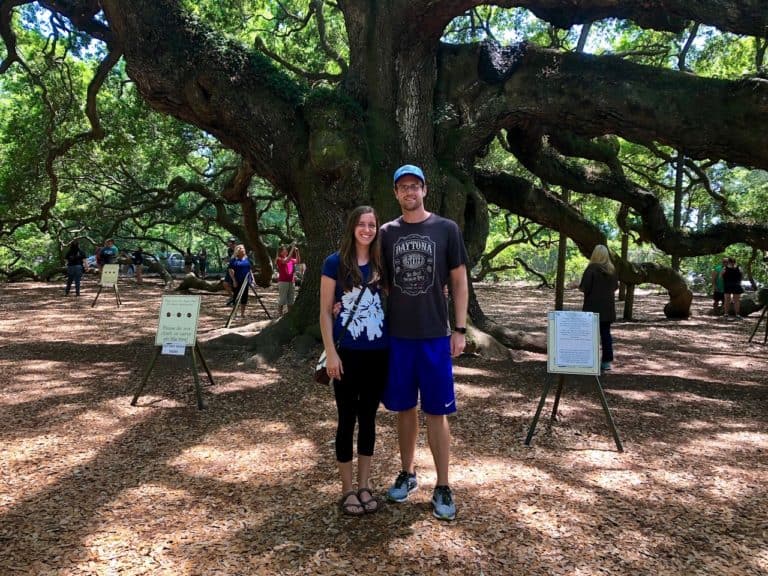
[314,350,332,385]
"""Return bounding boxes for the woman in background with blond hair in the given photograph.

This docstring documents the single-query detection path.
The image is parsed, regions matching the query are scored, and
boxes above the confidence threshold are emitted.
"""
[579,245,619,371]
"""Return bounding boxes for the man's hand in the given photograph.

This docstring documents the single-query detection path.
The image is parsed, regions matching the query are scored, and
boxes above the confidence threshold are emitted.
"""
[450,331,466,357]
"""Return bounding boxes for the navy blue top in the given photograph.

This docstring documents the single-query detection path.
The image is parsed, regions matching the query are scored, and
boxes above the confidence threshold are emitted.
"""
[322,252,388,350]
[228,257,251,284]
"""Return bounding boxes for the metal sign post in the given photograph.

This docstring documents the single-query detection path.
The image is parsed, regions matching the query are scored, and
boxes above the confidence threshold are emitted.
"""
[525,311,624,452]
[91,264,121,308]
[131,295,214,410]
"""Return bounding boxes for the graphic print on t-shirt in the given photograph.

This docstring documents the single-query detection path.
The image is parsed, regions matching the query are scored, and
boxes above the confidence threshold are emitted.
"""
[392,233,435,296]
[340,286,385,341]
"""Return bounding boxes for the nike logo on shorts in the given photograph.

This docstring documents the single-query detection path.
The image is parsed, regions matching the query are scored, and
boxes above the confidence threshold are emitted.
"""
[444,400,455,408]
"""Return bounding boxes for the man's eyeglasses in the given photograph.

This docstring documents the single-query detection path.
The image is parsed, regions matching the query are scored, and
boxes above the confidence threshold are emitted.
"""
[396,183,423,193]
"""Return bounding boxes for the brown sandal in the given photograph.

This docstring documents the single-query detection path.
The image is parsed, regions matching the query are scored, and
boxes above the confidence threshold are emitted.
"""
[357,487,379,514]
[339,490,365,516]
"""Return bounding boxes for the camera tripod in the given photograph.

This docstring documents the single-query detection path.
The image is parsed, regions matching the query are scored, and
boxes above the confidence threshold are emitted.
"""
[225,270,271,327]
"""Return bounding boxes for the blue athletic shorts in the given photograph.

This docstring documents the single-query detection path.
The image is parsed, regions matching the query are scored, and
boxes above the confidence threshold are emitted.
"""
[382,336,456,415]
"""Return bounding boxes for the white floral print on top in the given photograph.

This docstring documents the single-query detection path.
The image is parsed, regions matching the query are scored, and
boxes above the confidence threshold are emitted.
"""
[340,286,385,342]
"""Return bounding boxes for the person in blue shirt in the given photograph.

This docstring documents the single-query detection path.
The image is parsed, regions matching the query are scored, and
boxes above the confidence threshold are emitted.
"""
[227,244,252,319]
[97,238,118,272]
[320,206,388,516]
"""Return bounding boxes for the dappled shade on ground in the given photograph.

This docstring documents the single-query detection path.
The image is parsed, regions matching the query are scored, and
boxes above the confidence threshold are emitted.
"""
[0,279,766,575]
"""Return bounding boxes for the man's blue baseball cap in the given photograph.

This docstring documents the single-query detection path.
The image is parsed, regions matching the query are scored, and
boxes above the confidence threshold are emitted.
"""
[393,164,425,185]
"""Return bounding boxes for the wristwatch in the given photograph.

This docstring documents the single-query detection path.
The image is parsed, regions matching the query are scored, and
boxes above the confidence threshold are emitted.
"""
[453,326,467,334]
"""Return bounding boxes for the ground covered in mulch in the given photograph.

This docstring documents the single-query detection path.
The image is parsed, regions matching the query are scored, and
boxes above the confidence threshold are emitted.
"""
[1,277,766,575]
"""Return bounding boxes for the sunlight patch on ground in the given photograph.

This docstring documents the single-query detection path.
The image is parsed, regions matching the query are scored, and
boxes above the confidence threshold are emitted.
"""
[82,485,212,575]
[713,430,768,449]
[454,366,496,377]
[1,381,81,402]
[454,458,554,486]
[706,465,763,504]
[574,449,626,468]
[455,382,496,399]
[2,437,100,507]
[677,419,718,430]
[516,503,589,541]
[73,404,130,431]
[382,520,489,572]
[646,469,701,491]
[587,469,648,491]
[169,436,317,484]
[16,360,67,374]
[753,548,768,574]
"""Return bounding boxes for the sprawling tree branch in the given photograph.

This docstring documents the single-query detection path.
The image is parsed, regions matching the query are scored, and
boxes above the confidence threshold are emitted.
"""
[474,169,693,317]
[0,1,30,73]
[411,1,765,40]
[436,42,768,170]
[503,126,768,254]
[93,0,309,194]
[37,0,112,41]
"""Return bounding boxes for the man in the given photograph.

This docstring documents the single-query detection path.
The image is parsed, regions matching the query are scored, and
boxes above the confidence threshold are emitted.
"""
[711,257,726,312]
[99,239,118,272]
[380,164,468,521]
[275,244,300,315]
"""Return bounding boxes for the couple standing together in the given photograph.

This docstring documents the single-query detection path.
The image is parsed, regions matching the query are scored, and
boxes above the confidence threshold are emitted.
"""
[319,165,468,521]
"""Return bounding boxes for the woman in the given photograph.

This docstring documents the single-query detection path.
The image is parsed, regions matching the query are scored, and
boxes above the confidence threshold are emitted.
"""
[579,245,619,371]
[275,244,300,316]
[721,257,744,319]
[320,206,388,516]
[64,240,88,296]
[227,244,251,318]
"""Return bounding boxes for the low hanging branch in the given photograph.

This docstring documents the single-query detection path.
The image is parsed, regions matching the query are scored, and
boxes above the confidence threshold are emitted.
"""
[503,126,768,254]
[513,257,552,288]
[474,168,694,318]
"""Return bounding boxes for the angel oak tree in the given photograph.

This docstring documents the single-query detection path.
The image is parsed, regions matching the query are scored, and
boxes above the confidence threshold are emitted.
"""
[3,0,768,354]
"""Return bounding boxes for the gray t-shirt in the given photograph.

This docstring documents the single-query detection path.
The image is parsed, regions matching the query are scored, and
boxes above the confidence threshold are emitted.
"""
[381,213,466,339]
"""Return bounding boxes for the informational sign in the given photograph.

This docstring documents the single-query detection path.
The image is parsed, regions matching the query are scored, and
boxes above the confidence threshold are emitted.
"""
[155,295,201,347]
[547,311,600,375]
[100,264,119,287]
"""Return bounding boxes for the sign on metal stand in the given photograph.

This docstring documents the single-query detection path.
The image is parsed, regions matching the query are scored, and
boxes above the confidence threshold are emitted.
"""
[91,264,121,308]
[131,295,215,410]
[525,311,624,452]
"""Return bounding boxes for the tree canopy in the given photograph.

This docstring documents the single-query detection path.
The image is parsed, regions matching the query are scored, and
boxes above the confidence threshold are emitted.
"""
[1,0,767,348]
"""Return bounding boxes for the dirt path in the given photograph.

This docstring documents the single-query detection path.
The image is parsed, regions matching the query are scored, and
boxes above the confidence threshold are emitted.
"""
[1,279,766,575]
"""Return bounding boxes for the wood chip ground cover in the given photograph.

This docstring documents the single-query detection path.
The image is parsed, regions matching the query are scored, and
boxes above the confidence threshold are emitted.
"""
[0,280,766,575]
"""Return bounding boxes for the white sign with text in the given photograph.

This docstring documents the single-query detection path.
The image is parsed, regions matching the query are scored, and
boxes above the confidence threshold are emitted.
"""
[100,264,119,287]
[155,295,201,348]
[547,311,600,375]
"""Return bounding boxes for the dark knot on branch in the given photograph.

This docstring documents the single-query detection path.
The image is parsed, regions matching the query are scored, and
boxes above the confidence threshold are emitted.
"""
[478,41,528,84]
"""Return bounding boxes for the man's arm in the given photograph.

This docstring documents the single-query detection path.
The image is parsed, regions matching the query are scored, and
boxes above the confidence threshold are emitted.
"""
[449,264,468,357]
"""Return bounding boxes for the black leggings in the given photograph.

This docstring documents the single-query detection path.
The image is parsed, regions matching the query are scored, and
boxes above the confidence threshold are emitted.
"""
[333,348,388,463]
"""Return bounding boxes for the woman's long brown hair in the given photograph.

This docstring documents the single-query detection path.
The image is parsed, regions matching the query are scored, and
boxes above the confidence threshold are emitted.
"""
[338,205,383,290]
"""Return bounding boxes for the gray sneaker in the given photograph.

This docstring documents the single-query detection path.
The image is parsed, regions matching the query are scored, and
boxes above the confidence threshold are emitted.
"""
[431,485,456,521]
[386,471,417,502]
